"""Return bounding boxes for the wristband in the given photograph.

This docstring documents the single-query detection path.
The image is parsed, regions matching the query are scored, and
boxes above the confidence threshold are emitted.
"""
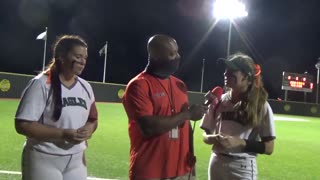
[244,140,265,154]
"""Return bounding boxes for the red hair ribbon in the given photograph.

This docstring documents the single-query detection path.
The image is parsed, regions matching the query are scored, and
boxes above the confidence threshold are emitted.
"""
[46,70,52,84]
[254,64,261,87]
[254,64,261,77]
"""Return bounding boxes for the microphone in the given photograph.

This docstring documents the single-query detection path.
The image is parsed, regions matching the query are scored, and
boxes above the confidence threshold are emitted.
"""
[204,86,223,106]
[201,86,224,136]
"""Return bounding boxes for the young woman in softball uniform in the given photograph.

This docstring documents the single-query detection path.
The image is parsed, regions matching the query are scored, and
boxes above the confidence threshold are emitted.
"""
[15,35,98,180]
[200,53,276,180]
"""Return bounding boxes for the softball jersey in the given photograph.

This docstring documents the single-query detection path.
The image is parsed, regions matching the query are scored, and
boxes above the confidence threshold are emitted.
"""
[15,73,97,155]
[200,92,276,158]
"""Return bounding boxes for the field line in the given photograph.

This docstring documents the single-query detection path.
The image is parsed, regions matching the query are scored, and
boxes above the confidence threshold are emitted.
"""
[275,117,310,122]
[0,170,21,175]
[0,170,118,180]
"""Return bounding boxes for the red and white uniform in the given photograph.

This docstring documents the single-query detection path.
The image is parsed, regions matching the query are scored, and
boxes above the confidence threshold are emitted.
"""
[200,92,276,180]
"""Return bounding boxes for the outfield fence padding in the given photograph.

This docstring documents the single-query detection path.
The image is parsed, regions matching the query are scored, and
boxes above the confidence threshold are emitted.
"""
[0,72,205,103]
[1,72,319,117]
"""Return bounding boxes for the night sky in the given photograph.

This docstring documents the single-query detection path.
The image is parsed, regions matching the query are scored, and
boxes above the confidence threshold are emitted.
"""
[1,0,320,101]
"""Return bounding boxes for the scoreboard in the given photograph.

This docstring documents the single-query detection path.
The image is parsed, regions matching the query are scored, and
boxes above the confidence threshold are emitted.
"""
[282,72,314,92]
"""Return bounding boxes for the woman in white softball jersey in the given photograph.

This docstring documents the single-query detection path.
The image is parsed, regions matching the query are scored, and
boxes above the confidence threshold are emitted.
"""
[200,53,276,180]
[15,35,98,180]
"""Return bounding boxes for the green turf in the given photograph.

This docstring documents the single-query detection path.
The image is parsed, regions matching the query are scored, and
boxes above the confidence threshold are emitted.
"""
[0,99,319,180]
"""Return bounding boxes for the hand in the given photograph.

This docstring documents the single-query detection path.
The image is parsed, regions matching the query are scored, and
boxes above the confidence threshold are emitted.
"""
[76,125,95,141]
[187,104,208,121]
[217,135,246,151]
[206,133,224,145]
[62,129,85,144]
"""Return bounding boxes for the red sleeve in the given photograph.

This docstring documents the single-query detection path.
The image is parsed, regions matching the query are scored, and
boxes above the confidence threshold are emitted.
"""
[123,79,153,120]
[88,101,98,122]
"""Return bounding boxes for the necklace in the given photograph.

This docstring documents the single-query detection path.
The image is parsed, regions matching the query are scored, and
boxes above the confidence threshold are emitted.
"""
[156,77,175,114]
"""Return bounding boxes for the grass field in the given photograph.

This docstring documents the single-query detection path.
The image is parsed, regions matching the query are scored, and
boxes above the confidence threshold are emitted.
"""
[0,99,319,180]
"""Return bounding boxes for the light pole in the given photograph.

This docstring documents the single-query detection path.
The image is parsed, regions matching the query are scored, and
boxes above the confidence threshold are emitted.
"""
[315,59,320,104]
[212,0,248,58]
[211,0,248,134]
[200,58,205,92]
[36,27,48,71]
[227,21,232,58]
[99,41,108,83]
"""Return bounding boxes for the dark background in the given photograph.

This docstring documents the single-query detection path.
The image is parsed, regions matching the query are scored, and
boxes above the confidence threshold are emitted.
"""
[1,0,320,102]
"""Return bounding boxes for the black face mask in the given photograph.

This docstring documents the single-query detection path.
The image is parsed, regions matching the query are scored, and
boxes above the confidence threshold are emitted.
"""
[145,57,180,79]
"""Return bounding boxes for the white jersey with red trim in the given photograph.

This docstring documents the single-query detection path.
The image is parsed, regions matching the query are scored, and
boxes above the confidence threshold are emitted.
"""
[200,92,276,158]
[15,73,97,155]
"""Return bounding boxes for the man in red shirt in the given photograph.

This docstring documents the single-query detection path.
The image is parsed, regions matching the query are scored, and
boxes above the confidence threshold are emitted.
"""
[122,34,208,180]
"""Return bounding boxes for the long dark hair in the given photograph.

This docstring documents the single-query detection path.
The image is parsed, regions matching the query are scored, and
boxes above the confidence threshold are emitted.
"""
[44,35,87,121]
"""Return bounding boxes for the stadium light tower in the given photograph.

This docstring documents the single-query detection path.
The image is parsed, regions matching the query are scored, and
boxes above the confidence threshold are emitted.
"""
[212,0,248,58]
[315,59,320,104]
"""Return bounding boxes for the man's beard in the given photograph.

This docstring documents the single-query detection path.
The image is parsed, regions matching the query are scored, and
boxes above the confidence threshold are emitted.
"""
[145,57,180,79]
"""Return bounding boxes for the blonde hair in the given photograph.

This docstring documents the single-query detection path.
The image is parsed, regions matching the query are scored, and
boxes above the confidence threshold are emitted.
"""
[228,53,268,127]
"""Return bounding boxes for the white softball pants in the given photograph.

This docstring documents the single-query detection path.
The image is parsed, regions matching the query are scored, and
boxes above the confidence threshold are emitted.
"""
[21,146,87,180]
[208,153,257,180]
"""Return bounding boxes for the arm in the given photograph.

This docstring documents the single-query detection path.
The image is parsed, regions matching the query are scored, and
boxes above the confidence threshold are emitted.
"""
[15,120,79,143]
[83,120,98,133]
[242,138,274,155]
[76,120,97,141]
[200,103,219,144]
[76,100,98,141]
[123,79,207,137]
[217,135,274,155]
[264,139,274,155]
[219,102,276,154]
[202,132,222,145]
[138,113,188,137]
[138,104,207,137]
[252,102,276,155]
[15,78,75,142]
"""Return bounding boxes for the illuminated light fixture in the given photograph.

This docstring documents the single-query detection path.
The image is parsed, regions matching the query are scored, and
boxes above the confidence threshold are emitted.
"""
[212,0,248,58]
[213,0,248,20]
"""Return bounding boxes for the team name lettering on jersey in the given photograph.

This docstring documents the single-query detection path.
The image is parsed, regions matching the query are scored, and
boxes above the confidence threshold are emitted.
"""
[221,112,246,125]
[62,97,87,109]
